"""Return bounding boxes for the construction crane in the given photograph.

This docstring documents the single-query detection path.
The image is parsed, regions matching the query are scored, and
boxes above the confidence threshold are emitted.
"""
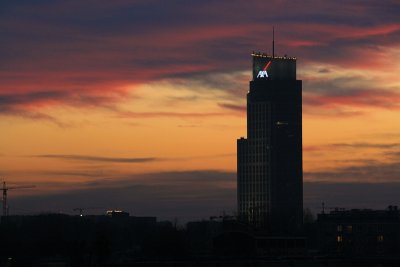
[319,202,345,214]
[2,181,36,217]
[73,208,84,217]
[73,207,104,217]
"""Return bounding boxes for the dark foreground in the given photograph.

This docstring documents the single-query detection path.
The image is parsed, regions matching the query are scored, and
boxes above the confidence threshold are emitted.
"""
[1,213,400,267]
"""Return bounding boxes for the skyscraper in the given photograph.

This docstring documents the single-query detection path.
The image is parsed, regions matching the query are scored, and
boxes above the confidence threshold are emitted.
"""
[237,52,303,235]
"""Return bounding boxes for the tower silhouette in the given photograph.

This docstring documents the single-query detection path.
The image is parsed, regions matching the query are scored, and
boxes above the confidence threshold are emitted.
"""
[237,50,303,235]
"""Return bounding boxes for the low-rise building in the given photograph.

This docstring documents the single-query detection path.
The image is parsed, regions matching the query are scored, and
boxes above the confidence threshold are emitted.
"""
[317,206,400,256]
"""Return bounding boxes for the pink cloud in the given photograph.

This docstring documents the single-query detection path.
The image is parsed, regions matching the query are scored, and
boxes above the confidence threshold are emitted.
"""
[1,0,399,122]
[117,111,239,119]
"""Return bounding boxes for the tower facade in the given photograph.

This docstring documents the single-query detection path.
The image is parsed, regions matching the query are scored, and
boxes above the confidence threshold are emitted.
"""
[237,52,303,235]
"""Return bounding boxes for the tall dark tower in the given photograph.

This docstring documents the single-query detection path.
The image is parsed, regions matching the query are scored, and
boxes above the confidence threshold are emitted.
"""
[237,51,303,235]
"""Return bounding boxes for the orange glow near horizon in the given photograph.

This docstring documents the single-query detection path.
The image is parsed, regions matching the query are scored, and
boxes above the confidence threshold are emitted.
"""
[2,62,400,196]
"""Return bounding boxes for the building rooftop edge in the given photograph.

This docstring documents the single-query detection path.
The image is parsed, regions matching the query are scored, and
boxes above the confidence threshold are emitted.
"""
[251,52,296,60]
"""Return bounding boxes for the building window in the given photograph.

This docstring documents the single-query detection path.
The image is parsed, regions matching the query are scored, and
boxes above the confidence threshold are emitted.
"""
[377,235,384,242]
[337,225,343,232]
[346,225,352,233]
[337,236,343,243]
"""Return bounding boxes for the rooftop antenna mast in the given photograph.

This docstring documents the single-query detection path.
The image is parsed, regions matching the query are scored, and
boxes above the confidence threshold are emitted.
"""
[272,26,275,58]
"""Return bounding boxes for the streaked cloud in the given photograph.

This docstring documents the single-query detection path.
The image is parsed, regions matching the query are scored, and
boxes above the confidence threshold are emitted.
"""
[305,161,400,183]
[331,142,400,149]
[304,142,400,152]
[218,103,246,113]
[304,89,400,110]
[33,154,158,163]
[1,0,399,120]
[116,111,232,119]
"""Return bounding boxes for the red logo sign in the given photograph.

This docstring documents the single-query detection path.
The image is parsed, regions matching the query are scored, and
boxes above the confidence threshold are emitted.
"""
[257,61,271,78]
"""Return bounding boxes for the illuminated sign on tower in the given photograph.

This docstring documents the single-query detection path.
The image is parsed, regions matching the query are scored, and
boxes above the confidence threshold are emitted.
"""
[256,61,271,78]
[252,53,296,80]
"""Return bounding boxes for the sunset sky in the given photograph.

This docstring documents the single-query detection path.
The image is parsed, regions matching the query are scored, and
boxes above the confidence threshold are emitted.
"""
[1,1,400,220]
